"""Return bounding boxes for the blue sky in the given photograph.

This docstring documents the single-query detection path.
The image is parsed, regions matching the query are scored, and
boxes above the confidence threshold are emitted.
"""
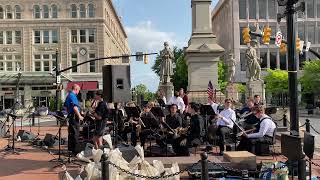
[114,0,218,92]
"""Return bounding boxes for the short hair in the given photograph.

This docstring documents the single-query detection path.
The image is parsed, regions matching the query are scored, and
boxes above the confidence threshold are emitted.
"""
[254,94,260,98]
[247,97,254,103]
[251,105,265,114]
[190,102,200,112]
[72,84,80,90]
[95,90,103,96]
[224,98,232,103]
[170,104,178,109]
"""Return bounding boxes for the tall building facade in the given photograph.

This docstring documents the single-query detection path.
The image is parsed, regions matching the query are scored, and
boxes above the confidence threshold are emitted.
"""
[212,0,320,83]
[0,0,130,110]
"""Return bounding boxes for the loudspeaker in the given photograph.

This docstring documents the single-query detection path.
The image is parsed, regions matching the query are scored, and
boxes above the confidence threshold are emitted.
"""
[118,144,139,162]
[43,133,58,147]
[303,132,315,159]
[281,134,303,161]
[17,130,36,141]
[102,65,131,103]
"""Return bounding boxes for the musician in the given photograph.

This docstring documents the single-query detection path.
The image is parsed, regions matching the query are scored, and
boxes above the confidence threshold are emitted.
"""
[179,88,189,112]
[157,89,167,106]
[164,104,182,130]
[139,103,159,148]
[236,105,276,153]
[254,94,264,106]
[91,91,109,149]
[239,98,259,130]
[64,84,84,155]
[121,101,139,146]
[210,98,236,155]
[168,91,185,113]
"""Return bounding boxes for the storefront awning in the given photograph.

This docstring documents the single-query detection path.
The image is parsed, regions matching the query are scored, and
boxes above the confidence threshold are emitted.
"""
[66,81,98,91]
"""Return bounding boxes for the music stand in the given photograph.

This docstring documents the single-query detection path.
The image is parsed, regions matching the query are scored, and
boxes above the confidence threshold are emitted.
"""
[50,111,66,163]
[157,99,166,107]
[151,107,165,118]
[200,105,216,133]
[124,107,140,118]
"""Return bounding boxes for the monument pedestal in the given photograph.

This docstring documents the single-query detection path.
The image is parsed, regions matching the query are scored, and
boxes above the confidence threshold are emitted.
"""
[159,82,174,102]
[226,83,239,102]
[246,80,265,103]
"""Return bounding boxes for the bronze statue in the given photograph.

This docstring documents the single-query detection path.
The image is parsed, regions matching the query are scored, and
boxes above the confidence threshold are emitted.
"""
[160,42,174,83]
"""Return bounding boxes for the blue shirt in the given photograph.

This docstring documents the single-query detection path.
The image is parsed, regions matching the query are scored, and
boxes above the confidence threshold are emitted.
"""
[64,91,80,115]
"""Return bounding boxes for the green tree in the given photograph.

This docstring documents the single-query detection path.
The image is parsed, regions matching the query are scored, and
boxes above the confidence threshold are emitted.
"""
[134,84,156,101]
[300,60,320,94]
[218,60,228,92]
[152,47,187,91]
[264,69,288,94]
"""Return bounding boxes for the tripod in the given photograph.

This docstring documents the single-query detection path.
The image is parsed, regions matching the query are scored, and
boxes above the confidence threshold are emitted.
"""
[2,113,25,154]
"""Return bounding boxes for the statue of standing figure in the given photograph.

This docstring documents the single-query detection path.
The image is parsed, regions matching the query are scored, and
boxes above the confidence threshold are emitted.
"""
[228,53,236,83]
[245,40,261,81]
[160,42,174,83]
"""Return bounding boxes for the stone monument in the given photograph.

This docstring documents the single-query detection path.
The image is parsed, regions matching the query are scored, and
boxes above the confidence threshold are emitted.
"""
[245,40,265,103]
[226,53,239,101]
[158,42,174,101]
[185,0,225,103]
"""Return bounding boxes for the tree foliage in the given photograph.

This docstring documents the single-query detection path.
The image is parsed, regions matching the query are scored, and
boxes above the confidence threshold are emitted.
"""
[134,84,156,101]
[300,60,320,94]
[151,47,187,91]
[264,69,288,94]
[218,60,228,92]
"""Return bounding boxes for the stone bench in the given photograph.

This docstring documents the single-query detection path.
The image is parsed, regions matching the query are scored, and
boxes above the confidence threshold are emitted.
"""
[223,151,256,170]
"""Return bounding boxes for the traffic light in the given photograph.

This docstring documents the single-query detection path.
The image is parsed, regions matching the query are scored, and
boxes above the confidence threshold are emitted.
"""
[262,27,272,44]
[143,54,148,64]
[296,38,301,53]
[242,27,251,44]
[280,42,287,54]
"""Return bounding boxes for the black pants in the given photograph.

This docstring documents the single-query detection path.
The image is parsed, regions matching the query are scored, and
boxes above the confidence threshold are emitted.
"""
[68,116,80,154]
[120,126,137,146]
[216,126,232,152]
[237,136,273,153]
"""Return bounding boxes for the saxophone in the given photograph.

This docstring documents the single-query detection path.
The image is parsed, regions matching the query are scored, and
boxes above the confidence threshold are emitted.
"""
[136,112,146,137]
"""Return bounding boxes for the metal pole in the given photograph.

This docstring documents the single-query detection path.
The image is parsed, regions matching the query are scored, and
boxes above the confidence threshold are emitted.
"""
[201,152,209,180]
[286,1,299,135]
[55,49,62,160]
[101,153,109,180]
[283,114,287,127]
[298,159,306,180]
[305,119,310,133]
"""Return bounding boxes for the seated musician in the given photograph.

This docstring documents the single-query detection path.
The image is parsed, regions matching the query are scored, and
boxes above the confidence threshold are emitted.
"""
[180,103,203,145]
[238,98,259,130]
[139,103,159,149]
[210,98,236,156]
[236,105,276,153]
[121,101,139,146]
[92,91,109,149]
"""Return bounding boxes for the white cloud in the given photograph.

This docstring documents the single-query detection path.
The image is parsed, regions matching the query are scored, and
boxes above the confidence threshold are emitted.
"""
[125,21,183,92]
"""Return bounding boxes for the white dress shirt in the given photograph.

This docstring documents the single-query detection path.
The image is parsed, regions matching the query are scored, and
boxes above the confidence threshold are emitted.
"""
[247,115,276,139]
[168,96,185,112]
[211,102,235,129]
[162,96,167,105]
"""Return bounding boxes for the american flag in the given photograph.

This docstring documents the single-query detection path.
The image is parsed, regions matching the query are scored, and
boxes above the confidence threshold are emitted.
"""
[207,80,214,101]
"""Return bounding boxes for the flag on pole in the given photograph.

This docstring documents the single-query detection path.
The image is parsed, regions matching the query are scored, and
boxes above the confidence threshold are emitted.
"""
[207,80,214,101]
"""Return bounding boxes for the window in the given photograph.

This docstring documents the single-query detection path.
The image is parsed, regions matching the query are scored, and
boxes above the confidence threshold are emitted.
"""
[33,54,55,72]
[35,61,41,71]
[6,5,12,19]
[249,0,256,19]
[268,0,276,19]
[318,26,320,44]
[88,29,95,42]
[270,51,277,70]
[308,25,315,44]
[318,1,320,18]
[1,54,21,72]
[88,3,95,18]
[239,0,246,19]
[43,31,49,43]
[15,5,21,19]
[6,31,12,44]
[80,30,86,43]
[260,51,268,68]
[259,0,267,19]
[71,30,77,43]
[280,54,287,70]
[43,5,49,18]
[298,23,305,40]
[307,0,315,18]
[79,4,86,18]
[52,30,58,43]
[239,26,245,45]
[51,5,58,18]
[15,31,21,44]
[71,53,78,72]
[43,61,50,71]
[89,53,96,72]
[34,31,40,44]
[34,5,41,19]
[0,32,3,44]
[6,62,13,71]
[240,52,246,71]
[0,6,3,19]
[71,4,77,18]
[280,26,287,39]
[0,62,3,71]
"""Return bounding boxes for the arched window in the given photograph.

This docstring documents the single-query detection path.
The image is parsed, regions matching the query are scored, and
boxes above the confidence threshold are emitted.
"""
[0,6,3,19]
[88,3,95,18]
[51,4,58,18]
[79,4,86,18]
[34,5,40,19]
[15,5,21,19]
[6,5,12,19]
[71,4,77,18]
[43,5,49,18]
